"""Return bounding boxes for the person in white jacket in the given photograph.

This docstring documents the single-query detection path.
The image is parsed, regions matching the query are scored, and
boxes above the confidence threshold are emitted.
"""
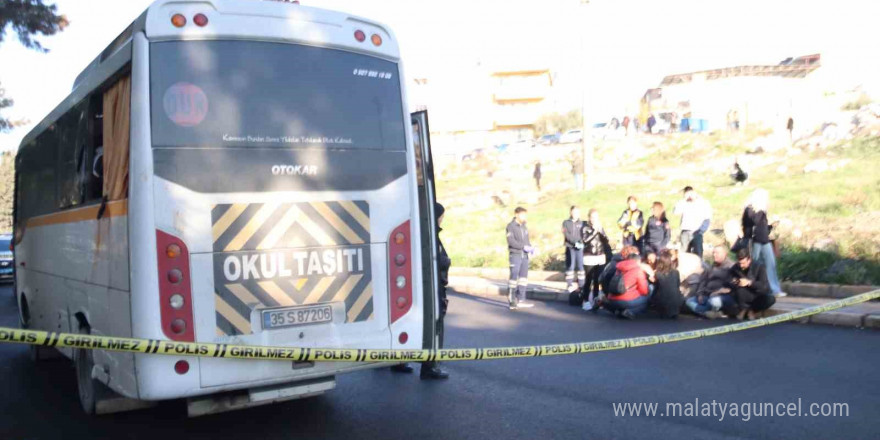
[673,186,712,258]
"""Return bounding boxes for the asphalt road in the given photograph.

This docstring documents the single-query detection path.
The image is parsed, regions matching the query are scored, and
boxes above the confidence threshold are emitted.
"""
[1,285,878,440]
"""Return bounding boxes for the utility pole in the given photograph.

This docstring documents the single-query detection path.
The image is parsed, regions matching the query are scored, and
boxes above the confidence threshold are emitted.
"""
[579,0,592,190]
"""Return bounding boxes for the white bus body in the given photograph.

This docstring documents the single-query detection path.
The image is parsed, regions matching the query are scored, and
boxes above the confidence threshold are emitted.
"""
[14,0,440,415]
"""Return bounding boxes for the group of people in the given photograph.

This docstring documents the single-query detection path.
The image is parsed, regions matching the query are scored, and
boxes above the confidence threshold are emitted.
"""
[506,186,786,320]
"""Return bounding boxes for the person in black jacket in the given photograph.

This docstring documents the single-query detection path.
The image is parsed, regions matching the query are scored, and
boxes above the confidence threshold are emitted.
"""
[742,189,784,296]
[650,250,683,318]
[581,209,610,310]
[422,202,451,379]
[506,207,534,310]
[393,203,450,379]
[642,201,671,255]
[729,248,776,320]
[562,206,585,294]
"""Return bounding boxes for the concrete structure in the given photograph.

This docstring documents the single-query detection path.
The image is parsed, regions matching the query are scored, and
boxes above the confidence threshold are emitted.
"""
[408,62,557,162]
[490,69,554,140]
[645,54,825,135]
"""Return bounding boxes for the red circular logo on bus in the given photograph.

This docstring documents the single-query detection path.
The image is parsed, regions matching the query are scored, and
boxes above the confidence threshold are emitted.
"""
[163,82,208,127]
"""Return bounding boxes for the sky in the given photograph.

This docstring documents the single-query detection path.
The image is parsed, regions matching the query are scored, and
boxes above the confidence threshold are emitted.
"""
[1,0,879,150]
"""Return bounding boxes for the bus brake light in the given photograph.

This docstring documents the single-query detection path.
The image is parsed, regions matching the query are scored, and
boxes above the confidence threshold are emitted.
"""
[157,231,195,342]
[388,221,412,324]
[354,30,366,42]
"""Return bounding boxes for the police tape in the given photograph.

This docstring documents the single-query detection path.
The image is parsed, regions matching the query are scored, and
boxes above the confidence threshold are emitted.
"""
[1,290,878,363]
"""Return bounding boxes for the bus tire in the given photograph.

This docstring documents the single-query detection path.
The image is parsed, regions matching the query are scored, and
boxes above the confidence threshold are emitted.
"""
[75,325,102,415]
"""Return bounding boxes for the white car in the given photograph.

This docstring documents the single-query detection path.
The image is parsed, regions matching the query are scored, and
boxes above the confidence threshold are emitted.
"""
[559,129,583,144]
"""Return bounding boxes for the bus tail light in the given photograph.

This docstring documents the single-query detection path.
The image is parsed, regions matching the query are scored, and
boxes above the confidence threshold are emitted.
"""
[171,14,186,28]
[388,221,412,324]
[371,34,382,46]
[354,30,366,42]
[157,230,195,342]
[193,13,209,27]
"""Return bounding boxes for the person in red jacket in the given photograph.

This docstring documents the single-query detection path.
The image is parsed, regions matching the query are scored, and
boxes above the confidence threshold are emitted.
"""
[603,245,652,319]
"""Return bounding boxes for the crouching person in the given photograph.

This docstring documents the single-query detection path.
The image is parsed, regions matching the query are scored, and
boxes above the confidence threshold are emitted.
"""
[602,246,650,319]
[650,250,684,319]
[685,245,738,319]
[730,248,776,320]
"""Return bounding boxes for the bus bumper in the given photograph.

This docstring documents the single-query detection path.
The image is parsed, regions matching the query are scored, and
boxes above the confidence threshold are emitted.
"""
[186,376,336,417]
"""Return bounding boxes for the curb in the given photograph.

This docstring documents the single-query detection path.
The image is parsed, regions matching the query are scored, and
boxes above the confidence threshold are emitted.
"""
[448,276,880,330]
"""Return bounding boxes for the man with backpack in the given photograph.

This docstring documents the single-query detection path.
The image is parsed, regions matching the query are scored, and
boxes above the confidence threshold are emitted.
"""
[506,207,535,310]
[562,206,585,298]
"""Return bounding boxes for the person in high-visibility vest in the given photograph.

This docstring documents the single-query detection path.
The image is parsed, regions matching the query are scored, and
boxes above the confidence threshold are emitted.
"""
[617,196,644,248]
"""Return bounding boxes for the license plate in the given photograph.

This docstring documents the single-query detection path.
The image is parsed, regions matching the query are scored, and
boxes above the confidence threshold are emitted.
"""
[262,304,333,330]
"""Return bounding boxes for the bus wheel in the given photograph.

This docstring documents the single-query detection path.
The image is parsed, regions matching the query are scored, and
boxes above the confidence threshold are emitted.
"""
[75,326,99,415]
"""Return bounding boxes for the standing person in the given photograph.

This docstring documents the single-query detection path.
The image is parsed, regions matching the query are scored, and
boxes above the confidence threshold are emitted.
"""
[394,203,451,379]
[562,206,585,298]
[617,196,644,248]
[642,201,671,255]
[742,189,785,297]
[506,207,535,310]
[533,161,542,191]
[651,250,683,319]
[729,248,776,320]
[647,114,657,134]
[786,116,794,144]
[674,186,712,259]
[602,246,650,319]
[581,209,609,310]
[622,115,631,136]
[570,151,584,191]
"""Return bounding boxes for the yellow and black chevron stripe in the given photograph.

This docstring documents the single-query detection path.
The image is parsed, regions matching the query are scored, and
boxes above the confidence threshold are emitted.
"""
[210,201,373,337]
[211,200,370,251]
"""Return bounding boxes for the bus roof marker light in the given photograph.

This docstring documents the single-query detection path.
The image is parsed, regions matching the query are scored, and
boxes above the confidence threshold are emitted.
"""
[354,30,366,42]
[171,14,186,28]
[193,13,208,27]
[371,34,382,46]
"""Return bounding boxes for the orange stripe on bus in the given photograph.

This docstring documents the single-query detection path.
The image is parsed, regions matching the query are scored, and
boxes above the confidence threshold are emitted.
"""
[25,200,128,228]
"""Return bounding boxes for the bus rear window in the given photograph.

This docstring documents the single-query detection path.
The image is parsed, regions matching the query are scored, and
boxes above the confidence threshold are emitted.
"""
[150,40,405,150]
